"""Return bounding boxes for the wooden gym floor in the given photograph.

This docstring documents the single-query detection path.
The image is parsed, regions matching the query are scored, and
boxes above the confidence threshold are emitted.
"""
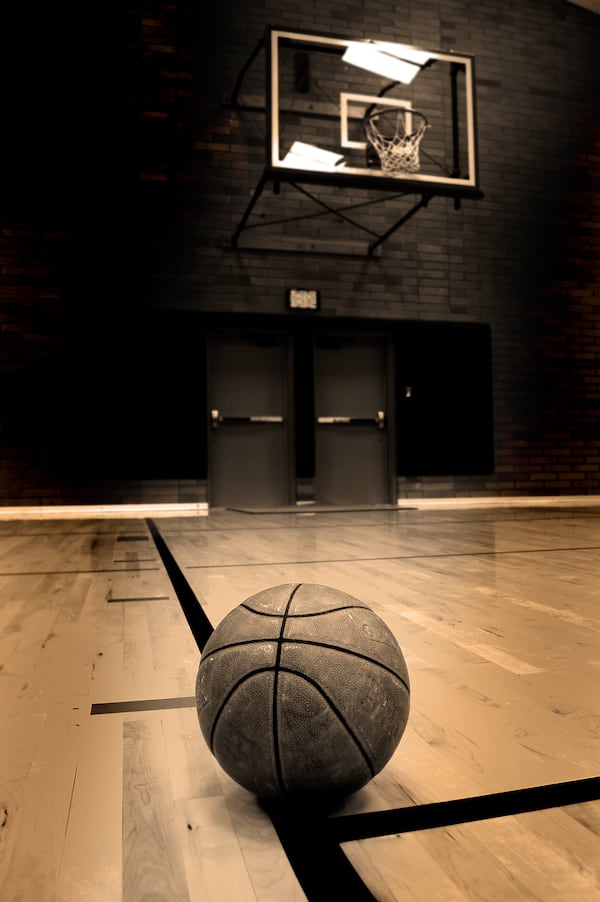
[1,501,600,901]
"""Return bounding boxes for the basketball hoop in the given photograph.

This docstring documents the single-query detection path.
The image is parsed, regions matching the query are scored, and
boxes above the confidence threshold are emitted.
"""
[363,107,429,175]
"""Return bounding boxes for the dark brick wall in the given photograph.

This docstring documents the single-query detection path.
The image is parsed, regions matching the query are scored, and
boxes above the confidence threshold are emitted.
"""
[1,0,599,504]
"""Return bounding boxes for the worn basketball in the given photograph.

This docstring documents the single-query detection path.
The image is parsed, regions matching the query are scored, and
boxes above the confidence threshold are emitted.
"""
[195,583,410,802]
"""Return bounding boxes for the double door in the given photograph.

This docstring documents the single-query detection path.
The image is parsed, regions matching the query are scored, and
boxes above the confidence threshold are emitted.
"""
[207,332,393,508]
[314,336,392,505]
[208,334,292,508]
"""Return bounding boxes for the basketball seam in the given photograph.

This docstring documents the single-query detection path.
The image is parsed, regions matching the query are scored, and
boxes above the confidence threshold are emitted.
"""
[273,583,302,795]
[278,667,377,782]
[201,638,410,694]
[209,665,378,786]
[241,602,369,619]
[208,667,272,751]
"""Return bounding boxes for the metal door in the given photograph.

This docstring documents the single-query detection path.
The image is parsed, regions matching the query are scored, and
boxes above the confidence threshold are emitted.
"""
[208,334,292,508]
[314,335,392,505]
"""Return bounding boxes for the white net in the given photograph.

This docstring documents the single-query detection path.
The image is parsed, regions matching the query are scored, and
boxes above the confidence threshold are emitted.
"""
[364,108,429,174]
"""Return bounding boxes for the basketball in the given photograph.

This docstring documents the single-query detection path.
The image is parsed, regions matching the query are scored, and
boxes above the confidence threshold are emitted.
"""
[195,583,410,803]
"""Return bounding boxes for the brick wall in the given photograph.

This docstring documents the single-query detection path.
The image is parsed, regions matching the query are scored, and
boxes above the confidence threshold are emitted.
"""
[1,0,599,504]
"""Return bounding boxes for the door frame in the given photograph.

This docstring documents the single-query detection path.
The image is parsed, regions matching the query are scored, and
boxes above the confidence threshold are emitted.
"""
[205,328,296,508]
[312,328,397,505]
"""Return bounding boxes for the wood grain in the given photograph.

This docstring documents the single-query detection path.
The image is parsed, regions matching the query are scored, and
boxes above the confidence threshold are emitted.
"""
[1,507,600,899]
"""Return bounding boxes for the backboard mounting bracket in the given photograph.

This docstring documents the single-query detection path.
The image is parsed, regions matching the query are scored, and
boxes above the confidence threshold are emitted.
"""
[229,171,444,256]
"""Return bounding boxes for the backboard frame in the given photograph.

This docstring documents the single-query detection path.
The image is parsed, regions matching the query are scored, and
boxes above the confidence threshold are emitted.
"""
[266,28,481,197]
[226,27,483,254]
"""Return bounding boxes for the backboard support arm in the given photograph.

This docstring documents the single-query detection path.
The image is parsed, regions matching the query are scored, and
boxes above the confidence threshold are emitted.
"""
[229,36,266,108]
[230,170,441,255]
[367,194,432,256]
[231,172,270,247]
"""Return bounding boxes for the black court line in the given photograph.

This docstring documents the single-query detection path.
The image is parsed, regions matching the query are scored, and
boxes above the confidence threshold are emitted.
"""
[116,535,150,541]
[0,530,154,538]
[156,511,600,536]
[329,775,600,843]
[0,566,161,577]
[265,776,600,901]
[107,595,170,603]
[147,518,214,651]
[264,803,378,901]
[183,543,600,570]
[3,509,600,541]
[91,696,195,715]
[146,517,600,902]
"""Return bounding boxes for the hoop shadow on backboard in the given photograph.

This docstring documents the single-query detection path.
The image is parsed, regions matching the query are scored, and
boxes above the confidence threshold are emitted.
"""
[225,28,483,256]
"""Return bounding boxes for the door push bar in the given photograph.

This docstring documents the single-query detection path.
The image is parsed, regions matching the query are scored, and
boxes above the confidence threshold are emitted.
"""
[210,409,284,429]
[317,411,386,429]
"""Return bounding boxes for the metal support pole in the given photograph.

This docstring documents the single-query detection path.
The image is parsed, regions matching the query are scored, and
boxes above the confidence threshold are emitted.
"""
[231,172,269,247]
[229,37,266,108]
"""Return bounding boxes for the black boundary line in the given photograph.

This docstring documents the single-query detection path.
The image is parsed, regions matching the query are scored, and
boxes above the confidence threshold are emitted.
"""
[264,801,379,901]
[116,535,150,541]
[155,510,600,536]
[91,696,195,715]
[0,566,161,576]
[2,508,600,540]
[328,776,600,844]
[146,516,600,902]
[265,774,600,901]
[147,518,214,651]
[183,543,600,570]
[107,595,170,603]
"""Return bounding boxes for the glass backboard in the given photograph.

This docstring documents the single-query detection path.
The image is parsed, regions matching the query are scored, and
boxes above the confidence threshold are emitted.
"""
[267,29,479,195]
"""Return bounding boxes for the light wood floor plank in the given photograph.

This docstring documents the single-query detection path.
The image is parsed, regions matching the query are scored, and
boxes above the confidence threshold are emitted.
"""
[122,718,191,902]
[56,715,123,902]
[344,801,600,901]
[212,769,307,902]
[177,796,258,902]
[0,721,81,902]
[2,508,600,900]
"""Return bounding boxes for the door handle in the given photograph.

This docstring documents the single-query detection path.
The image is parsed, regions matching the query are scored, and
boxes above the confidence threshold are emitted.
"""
[248,416,284,423]
[317,416,352,424]
[317,411,386,428]
[211,409,284,428]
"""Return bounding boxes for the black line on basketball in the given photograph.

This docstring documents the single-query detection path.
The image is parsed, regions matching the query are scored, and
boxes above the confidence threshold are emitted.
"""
[208,665,276,751]
[276,667,377,781]
[208,663,377,785]
[241,602,369,619]
[284,639,410,693]
[202,637,410,694]
[273,583,302,794]
[203,637,282,656]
